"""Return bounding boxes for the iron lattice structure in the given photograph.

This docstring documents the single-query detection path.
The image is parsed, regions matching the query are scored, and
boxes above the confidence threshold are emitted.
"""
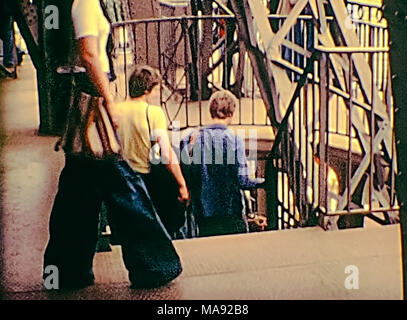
[229,0,399,230]
[107,0,399,230]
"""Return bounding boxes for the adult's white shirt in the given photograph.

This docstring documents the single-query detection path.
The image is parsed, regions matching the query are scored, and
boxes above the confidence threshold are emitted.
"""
[71,0,110,73]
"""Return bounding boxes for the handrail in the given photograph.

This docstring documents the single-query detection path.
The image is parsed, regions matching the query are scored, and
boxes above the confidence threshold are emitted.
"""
[159,0,189,8]
[111,15,235,27]
[111,14,330,28]
[315,45,390,53]
[325,206,400,216]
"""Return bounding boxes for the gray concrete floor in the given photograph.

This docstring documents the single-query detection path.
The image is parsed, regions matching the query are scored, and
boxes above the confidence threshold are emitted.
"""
[0,58,403,300]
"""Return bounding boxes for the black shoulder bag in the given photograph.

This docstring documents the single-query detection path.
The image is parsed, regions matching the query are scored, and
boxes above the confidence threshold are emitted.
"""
[144,105,187,236]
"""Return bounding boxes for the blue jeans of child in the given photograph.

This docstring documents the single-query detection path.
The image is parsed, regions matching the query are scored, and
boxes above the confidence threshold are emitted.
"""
[43,156,182,289]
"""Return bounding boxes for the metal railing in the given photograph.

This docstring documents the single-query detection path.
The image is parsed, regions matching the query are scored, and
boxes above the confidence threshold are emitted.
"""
[109,3,398,231]
[250,1,399,230]
[110,15,279,130]
[267,46,398,230]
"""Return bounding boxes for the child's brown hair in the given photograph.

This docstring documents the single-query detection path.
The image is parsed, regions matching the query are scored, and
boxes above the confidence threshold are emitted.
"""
[209,90,237,119]
[129,65,161,98]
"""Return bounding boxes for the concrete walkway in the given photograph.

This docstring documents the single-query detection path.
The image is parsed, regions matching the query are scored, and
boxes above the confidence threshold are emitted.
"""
[0,59,403,300]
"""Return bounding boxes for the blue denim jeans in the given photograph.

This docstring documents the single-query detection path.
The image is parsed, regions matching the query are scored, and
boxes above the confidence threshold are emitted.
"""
[43,156,182,289]
[0,12,16,67]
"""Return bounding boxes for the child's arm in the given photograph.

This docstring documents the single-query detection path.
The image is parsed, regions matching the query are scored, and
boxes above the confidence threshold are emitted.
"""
[149,108,189,202]
[154,127,189,202]
[236,136,265,189]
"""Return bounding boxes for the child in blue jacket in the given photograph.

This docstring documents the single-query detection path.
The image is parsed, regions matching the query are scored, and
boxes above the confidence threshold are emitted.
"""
[180,90,265,237]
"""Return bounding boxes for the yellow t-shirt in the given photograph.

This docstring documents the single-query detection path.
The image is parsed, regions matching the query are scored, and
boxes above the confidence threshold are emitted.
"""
[117,100,168,174]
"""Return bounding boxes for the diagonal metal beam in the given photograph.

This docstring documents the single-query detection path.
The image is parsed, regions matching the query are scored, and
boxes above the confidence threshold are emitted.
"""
[7,0,42,70]
[307,1,348,92]
[316,0,328,33]
[281,38,312,58]
[337,122,388,211]
[328,0,388,121]
[246,0,296,122]
[270,0,309,51]
[229,0,279,129]
[308,0,319,19]
[246,0,275,51]
[328,0,394,168]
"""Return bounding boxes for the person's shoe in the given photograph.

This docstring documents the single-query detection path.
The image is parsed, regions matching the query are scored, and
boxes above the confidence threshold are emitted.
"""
[2,64,17,79]
[7,68,17,79]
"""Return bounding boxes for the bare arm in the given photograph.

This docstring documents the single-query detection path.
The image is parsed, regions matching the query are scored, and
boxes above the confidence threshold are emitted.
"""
[78,36,118,123]
[157,132,189,202]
